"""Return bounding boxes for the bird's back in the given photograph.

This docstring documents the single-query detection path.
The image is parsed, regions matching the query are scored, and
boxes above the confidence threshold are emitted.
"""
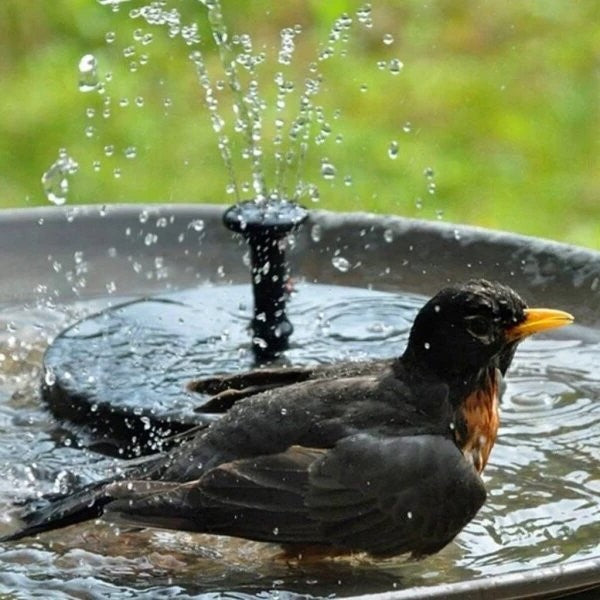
[156,367,453,482]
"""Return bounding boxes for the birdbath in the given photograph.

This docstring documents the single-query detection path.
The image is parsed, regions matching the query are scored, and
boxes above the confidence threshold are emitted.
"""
[0,205,599,598]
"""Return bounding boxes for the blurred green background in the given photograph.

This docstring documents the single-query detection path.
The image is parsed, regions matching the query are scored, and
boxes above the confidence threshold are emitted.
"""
[1,0,598,247]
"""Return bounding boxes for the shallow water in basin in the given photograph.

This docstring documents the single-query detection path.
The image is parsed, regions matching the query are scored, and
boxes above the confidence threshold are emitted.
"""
[0,283,598,598]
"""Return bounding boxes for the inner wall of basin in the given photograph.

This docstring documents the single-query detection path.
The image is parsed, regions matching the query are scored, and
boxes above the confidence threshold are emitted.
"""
[1,205,599,322]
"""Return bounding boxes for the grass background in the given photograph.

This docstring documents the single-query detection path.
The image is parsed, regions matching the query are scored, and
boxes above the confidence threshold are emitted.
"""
[1,0,598,248]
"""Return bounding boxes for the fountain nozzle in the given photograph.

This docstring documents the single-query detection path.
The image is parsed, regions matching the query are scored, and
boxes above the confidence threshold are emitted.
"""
[223,198,308,361]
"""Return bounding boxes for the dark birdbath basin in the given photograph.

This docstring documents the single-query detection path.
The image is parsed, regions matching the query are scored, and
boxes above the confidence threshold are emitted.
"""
[0,204,598,598]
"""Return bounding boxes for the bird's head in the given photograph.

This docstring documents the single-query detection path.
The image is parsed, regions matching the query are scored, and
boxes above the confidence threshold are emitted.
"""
[403,279,573,381]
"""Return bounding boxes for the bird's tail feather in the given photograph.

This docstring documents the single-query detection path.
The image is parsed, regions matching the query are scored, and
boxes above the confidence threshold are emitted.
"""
[0,452,170,542]
[0,480,113,542]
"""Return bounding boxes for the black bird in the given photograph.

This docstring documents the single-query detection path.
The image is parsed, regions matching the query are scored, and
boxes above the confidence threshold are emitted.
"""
[1,280,573,558]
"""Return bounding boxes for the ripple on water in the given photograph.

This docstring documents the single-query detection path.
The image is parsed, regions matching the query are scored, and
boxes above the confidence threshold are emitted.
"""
[462,335,600,575]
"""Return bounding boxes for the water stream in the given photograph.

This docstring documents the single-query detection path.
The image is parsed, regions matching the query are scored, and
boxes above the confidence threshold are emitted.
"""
[46,1,407,213]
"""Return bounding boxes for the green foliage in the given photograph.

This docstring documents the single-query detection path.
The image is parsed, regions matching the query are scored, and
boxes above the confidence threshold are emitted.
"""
[0,0,598,248]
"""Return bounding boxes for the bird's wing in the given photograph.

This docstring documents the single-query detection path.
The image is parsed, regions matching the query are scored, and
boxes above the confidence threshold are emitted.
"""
[103,434,485,557]
[189,360,392,413]
[188,366,316,412]
[103,445,325,541]
[306,433,486,557]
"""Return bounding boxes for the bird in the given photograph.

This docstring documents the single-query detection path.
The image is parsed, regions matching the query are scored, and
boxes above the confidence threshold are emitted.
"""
[1,279,574,558]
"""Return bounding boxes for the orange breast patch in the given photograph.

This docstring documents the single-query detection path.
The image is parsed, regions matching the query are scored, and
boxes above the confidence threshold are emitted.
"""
[458,371,500,473]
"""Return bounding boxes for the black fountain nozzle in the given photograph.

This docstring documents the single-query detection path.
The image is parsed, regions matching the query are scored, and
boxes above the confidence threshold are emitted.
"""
[223,198,308,361]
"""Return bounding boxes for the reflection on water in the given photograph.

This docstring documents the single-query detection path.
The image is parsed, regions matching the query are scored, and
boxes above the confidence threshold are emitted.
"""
[0,283,598,597]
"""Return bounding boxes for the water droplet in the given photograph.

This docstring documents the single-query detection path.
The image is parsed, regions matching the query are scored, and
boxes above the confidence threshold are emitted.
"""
[388,58,404,75]
[144,232,157,246]
[44,368,56,386]
[104,144,115,157]
[253,337,268,349]
[403,121,412,133]
[41,150,79,205]
[188,219,205,232]
[424,342,431,350]
[383,33,394,45]
[383,229,394,243]
[356,4,373,28]
[105,31,116,44]
[332,256,350,272]
[424,167,435,178]
[124,146,137,159]
[453,229,461,241]
[320,159,336,180]
[307,184,320,203]
[78,54,99,92]
[388,141,399,159]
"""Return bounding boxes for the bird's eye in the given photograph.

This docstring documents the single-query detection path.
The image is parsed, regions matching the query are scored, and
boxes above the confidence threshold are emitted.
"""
[465,315,493,342]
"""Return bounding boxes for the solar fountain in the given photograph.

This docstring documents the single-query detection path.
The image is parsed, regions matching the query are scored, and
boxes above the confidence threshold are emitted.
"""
[0,2,598,598]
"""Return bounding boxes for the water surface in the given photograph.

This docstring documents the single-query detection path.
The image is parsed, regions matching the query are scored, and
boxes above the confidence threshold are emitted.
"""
[0,283,598,598]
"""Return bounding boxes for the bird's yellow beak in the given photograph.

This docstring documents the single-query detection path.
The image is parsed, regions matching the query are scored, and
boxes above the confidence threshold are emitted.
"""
[506,308,574,341]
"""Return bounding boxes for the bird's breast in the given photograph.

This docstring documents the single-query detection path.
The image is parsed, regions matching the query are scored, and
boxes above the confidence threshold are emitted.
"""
[455,369,500,473]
